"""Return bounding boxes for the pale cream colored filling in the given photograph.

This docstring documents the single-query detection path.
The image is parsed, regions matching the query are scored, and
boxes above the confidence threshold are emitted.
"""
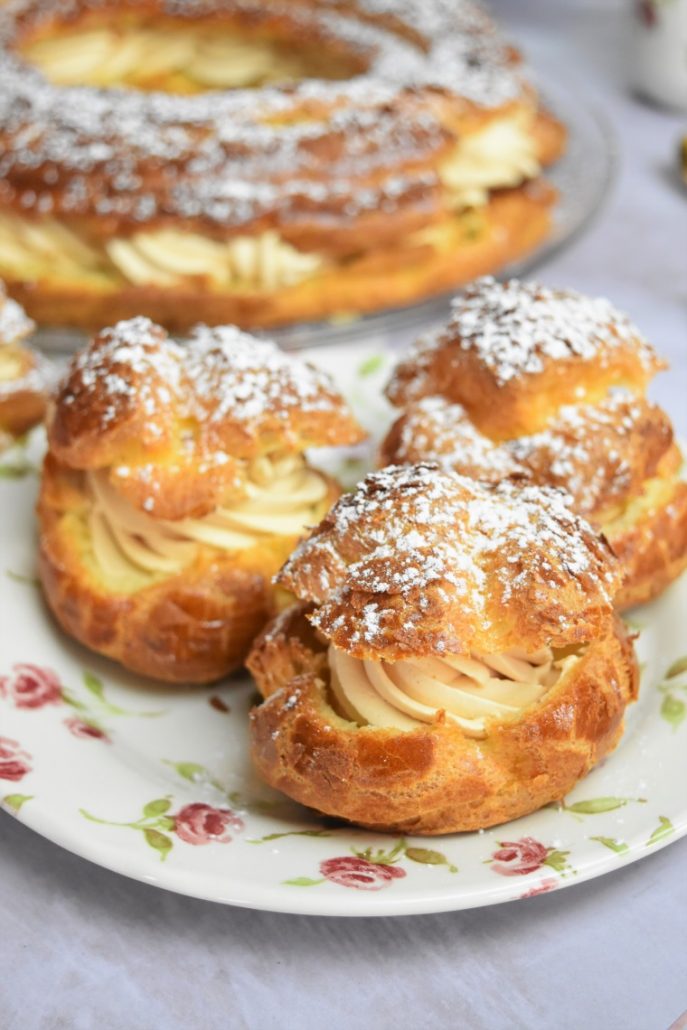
[601,473,679,538]
[329,645,573,737]
[0,348,23,381]
[0,213,325,291]
[86,454,329,586]
[106,229,325,290]
[0,117,539,290]
[439,112,541,208]
[21,25,306,89]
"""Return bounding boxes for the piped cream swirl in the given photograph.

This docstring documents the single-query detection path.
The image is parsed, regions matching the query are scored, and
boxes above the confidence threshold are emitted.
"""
[440,113,541,208]
[87,454,329,585]
[0,212,324,292]
[329,645,572,737]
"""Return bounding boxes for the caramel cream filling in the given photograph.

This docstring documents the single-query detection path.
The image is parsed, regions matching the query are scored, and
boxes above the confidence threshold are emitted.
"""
[86,454,329,585]
[439,113,541,208]
[0,213,325,292]
[21,25,308,90]
[328,645,571,737]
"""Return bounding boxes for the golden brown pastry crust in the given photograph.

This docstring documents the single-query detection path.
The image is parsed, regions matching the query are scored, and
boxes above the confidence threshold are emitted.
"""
[609,478,687,610]
[38,452,342,683]
[4,185,557,333]
[386,278,664,440]
[38,316,363,682]
[0,286,51,446]
[277,464,621,662]
[384,280,687,609]
[49,317,364,519]
[0,0,566,329]
[380,393,677,522]
[248,604,638,834]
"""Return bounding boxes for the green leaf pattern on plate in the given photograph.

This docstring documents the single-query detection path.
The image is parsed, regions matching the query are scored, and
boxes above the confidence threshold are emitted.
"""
[2,793,33,813]
[557,796,646,817]
[590,836,629,855]
[646,816,674,847]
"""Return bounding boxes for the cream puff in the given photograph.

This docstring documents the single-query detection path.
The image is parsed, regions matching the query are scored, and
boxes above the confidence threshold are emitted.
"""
[38,316,364,683]
[0,284,51,451]
[248,463,638,834]
[383,277,687,609]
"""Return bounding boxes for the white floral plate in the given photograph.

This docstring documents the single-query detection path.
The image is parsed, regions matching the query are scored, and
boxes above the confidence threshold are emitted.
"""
[1,345,686,917]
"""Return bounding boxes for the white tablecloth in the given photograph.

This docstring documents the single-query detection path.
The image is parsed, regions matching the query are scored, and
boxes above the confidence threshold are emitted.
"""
[2,4,687,1028]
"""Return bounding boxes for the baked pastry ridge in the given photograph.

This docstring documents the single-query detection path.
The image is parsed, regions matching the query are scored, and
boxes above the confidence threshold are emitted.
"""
[0,0,564,329]
[38,316,364,682]
[0,282,51,449]
[383,277,687,609]
[386,276,664,440]
[248,464,638,833]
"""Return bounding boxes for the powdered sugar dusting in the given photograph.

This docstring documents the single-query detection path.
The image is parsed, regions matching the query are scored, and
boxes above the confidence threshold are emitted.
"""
[280,462,618,656]
[387,278,658,405]
[62,316,182,430]
[56,315,353,450]
[0,0,526,229]
[445,277,655,385]
[507,391,667,515]
[0,287,33,345]
[385,390,671,519]
[186,323,346,428]
[388,395,521,481]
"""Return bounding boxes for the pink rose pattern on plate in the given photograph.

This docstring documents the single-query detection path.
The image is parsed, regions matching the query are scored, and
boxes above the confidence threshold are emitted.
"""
[489,837,572,878]
[5,656,686,893]
[519,877,559,900]
[280,839,457,889]
[0,737,32,782]
[0,664,62,709]
[80,798,245,861]
[174,803,244,846]
[0,664,164,743]
[320,856,407,891]
[64,717,110,743]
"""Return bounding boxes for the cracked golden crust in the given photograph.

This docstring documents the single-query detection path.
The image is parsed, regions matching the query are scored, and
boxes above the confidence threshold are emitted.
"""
[4,184,559,332]
[382,306,687,610]
[247,604,638,834]
[37,454,341,682]
[48,317,363,520]
[276,464,621,661]
[380,394,677,522]
[385,281,665,441]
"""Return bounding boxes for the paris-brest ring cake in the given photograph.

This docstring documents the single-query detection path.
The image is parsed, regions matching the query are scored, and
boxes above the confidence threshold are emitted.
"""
[0,0,564,331]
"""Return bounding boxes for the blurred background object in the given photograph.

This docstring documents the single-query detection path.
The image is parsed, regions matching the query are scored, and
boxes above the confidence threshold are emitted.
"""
[630,0,687,110]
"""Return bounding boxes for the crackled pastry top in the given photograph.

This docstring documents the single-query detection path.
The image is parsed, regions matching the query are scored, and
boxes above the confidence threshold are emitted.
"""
[278,462,620,661]
[0,0,530,234]
[49,316,363,519]
[386,277,664,437]
[381,391,677,521]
